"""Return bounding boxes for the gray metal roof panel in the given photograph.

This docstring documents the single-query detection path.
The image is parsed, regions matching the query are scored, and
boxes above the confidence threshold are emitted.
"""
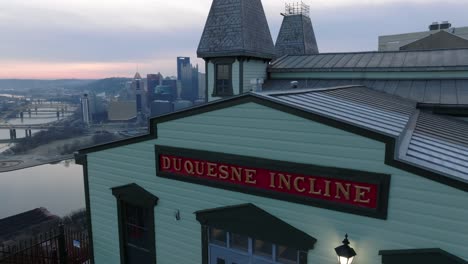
[263,78,468,105]
[429,50,444,67]
[302,54,326,68]
[382,80,399,95]
[424,80,441,103]
[379,53,395,68]
[442,49,458,66]
[334,54,356,68]
[402,51,420,67]
[269,49,468,71]
[456,80,468,104]
[389,52,407,68]
[408,80,426,101]
[269,87,413,136]
[355,53,374,68]
[404,112,468,181]
[366,53,385,68]
[455,49,468,66]
[295,55,320,68]
[416,51,432,66]
[322,54,344,68]
[372,80,387,92]
[394,80,412,99]
[440,80,457,104]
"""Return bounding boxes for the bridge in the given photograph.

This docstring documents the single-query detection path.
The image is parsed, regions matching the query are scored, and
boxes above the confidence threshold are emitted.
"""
[0,124,65,130]
[0,138,22,144]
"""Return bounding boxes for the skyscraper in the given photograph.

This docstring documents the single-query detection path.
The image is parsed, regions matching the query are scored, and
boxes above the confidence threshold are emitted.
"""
[177,57,200,101]
[177,57,191,80]
[80,94,90,125]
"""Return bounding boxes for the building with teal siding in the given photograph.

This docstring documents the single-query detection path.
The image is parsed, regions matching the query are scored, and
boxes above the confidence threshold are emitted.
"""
[75,0,468,264]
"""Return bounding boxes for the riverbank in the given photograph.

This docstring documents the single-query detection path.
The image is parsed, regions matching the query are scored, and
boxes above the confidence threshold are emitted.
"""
[0,135,94,172]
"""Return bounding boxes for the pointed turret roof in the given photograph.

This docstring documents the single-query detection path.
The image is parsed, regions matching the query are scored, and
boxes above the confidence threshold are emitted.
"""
[197,0,276,59]
[134,72,142,79]
[275,14,319,57]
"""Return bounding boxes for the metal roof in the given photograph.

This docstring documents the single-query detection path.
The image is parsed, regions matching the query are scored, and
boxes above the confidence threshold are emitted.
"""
[402,112,468,182]
[262,86,468,185]
[263,79,468,105]
[197,0,275,59]
[269,49,468,72]
[267,86,415,136]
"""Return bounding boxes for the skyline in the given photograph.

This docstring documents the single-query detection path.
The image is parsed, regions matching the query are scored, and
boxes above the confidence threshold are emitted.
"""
[2,0,468,79]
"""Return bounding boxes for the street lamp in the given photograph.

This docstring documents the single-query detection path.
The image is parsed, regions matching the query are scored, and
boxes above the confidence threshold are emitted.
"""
[335,234,356,264]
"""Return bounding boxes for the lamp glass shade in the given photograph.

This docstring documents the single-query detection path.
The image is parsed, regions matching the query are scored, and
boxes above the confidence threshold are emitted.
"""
[338,256,354,264]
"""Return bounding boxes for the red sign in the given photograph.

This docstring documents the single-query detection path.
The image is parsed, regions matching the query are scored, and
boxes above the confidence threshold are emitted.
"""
[158,154,380,209]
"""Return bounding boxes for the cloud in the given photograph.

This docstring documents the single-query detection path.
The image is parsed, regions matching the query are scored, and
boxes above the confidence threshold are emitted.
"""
[1,0,468,78]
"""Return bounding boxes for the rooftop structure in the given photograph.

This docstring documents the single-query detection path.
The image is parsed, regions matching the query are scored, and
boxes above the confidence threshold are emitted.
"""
[399,30,468,51]
[275,2,319,57]
[379,22,468,51]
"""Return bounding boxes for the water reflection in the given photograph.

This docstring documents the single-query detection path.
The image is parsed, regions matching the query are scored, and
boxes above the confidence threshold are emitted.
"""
[0,160,85,218]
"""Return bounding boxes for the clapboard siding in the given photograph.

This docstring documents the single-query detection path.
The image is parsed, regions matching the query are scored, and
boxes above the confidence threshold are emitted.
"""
[243,60,268,91]
[86,102,468,264]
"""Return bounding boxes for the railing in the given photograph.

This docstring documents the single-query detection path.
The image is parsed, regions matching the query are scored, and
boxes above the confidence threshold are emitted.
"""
[0,225,90,264]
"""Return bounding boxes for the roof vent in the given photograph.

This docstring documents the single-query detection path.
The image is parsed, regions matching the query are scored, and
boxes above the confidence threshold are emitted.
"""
[429,22,439,31]
[290,81,299,89]
[440,21,451,30]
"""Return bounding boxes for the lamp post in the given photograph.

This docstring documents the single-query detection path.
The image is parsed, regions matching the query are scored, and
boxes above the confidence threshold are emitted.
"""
[335,234,356,264]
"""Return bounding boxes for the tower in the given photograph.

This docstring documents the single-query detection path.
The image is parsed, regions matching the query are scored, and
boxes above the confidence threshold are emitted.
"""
[133,72,144,114]
[197,0,276,102]
[275,2,319,57]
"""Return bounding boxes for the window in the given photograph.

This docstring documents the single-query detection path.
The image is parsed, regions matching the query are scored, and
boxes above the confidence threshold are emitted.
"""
[196,204,314,264]
[208,227,301,264]
[122,202,152,263]
[112,184,158,264]
[214,63,232,96]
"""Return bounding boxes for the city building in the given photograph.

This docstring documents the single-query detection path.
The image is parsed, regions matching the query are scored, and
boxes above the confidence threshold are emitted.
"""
[147,73,163,108]
[80,94,91,125]
[107,101,137,122]
[160,78,178,101]
[177,57,201,101]
[198,72,206,101]
[76,1,468,264]
[379,21,468,51]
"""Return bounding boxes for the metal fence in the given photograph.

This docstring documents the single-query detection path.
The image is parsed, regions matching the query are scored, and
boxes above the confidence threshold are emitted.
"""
[0,225,90,264]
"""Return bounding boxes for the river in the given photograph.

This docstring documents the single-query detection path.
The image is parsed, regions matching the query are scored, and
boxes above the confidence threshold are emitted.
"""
[0,99,84,219]
[0,160,85,219]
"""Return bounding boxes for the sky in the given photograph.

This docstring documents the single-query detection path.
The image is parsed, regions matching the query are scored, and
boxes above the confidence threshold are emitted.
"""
[1,0,468,79]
